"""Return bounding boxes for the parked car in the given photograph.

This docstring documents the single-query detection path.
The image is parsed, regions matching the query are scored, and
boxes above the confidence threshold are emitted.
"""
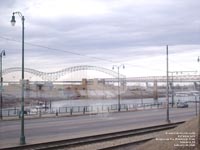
[177,102,188,108]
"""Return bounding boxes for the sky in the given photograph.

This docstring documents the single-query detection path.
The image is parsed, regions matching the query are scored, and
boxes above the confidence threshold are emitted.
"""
[0,0,200,79]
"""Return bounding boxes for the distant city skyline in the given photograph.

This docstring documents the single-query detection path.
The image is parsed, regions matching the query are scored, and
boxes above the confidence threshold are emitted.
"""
[0,0,200,78]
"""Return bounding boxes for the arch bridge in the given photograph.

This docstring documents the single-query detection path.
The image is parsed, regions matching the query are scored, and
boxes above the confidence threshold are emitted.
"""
[2,65,126,81]
[2,65,199,83]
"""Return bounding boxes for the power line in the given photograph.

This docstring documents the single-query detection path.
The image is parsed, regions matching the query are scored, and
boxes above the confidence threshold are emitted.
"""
[0,35,165,72]
[0,36,116,63]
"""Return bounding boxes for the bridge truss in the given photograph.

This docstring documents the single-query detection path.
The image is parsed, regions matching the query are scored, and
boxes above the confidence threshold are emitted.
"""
[2,65,126,81]
[2,65,200,82]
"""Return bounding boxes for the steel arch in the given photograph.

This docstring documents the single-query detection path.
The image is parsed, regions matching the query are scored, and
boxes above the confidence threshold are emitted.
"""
[2,65,125,81]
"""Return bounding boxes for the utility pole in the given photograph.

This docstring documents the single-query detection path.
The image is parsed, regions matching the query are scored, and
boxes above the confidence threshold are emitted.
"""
[166,45,170,123]
[197,56,200,144]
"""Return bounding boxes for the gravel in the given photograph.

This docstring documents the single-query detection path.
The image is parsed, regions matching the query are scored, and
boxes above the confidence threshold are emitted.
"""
[60,117,199,150]
[136,117,199,150]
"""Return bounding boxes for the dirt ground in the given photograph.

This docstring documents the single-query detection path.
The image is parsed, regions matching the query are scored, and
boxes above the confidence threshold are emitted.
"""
[136,117,200,150]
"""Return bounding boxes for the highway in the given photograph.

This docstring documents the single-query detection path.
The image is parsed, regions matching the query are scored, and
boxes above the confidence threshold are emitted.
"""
[0,105,198,148]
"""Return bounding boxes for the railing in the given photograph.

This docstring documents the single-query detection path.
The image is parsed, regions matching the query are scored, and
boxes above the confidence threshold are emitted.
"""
[1,102,164,118]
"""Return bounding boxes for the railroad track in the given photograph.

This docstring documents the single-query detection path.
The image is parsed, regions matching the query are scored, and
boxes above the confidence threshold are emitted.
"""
[98,138,154,150]
[1,121,185,150]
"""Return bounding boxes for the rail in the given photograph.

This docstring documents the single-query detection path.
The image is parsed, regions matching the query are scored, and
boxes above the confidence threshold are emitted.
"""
[98,138,154,150]
[2,102,164,119]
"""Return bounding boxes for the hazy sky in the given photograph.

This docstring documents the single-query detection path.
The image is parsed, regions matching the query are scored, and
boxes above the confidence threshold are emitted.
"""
[0,0,200,78]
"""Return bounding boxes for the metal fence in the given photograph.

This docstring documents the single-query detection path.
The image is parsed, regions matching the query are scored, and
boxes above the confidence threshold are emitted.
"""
[2,102,164,118]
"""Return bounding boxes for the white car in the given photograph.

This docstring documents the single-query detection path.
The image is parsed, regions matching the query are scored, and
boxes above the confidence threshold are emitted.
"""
[177,102,188,108]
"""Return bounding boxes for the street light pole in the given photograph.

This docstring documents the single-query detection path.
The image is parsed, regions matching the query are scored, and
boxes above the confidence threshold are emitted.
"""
[0,50,6,120]
[11,11,26,145]
[112,64,125,112]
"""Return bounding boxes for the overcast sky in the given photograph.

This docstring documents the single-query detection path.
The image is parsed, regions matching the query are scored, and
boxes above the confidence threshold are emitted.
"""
[0,0,200,79]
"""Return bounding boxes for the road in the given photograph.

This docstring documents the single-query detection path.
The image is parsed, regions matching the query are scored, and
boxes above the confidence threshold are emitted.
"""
[0,105,198,148]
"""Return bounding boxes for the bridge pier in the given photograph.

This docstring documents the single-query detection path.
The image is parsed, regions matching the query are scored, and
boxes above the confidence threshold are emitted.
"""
[153,80,158,101]
[145,82,149,88]
[194,82,200,91]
